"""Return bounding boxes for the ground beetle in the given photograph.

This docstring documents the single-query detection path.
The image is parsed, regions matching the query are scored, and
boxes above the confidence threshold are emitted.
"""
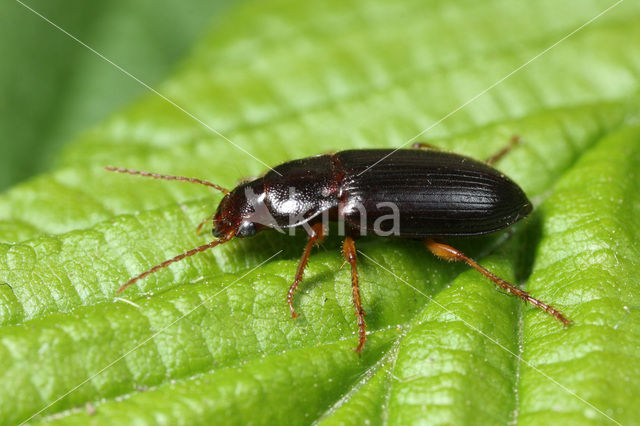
[107,139,570,354]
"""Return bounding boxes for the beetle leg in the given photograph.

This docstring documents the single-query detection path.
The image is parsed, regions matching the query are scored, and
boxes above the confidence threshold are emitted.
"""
[342,236,367,354]
[424,239,571,326]
[287,222,325,318]
[485,135,520,165]
[411,142,441,150]
[195,211,217,235]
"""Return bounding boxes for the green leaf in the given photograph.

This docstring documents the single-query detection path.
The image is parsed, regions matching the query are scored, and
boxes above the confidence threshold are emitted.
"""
[1,0,639,424]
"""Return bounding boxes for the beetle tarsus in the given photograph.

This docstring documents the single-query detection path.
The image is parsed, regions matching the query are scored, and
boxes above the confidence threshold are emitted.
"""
[424,239,570,326]
[343,236,367,355]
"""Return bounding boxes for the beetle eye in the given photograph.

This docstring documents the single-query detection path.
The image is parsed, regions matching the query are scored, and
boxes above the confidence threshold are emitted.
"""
[236,221,256,238]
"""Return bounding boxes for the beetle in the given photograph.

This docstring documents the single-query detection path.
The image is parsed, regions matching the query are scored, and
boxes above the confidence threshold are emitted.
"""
[107,140,570,354]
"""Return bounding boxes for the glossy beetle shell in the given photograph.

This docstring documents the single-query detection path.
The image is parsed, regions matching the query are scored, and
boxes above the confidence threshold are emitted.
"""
[216,149,532,238]
[334,149,532,236]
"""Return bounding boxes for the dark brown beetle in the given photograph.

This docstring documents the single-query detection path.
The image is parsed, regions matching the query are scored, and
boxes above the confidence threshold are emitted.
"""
[107,140,569,354]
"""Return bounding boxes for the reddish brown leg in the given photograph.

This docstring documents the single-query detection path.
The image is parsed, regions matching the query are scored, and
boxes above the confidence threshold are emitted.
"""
[287,223,326,318]
[411,142,440,150]
[117,235,233,293]
[342,236,367,354]
[485,135,521,165]
[425,239,570,326]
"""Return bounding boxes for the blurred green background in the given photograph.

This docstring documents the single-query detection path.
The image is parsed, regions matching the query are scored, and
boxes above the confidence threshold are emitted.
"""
[0,0,238,192]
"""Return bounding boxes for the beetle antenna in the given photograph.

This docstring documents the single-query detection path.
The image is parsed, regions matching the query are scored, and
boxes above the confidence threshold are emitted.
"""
[117,235,233,293]
[105,166,230,194]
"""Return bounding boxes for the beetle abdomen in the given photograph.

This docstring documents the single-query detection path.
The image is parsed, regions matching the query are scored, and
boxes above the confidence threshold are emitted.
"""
[334,149,532,237]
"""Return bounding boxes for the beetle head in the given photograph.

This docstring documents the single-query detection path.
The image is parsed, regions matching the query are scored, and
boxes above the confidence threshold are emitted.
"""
[213,180,268,239]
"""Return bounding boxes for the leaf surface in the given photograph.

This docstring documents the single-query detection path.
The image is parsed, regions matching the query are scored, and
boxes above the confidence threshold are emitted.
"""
[0,0,639,424]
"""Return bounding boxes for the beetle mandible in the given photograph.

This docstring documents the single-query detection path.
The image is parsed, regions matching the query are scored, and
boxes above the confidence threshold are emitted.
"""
[107,139,570,354]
